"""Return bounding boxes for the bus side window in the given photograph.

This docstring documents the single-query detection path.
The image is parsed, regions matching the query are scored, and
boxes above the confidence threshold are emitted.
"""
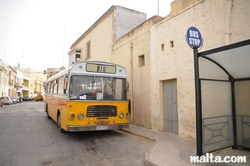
[49,81,52,93]
[58,77,64,94]
[63,76,68,94]
[53,80,58,94]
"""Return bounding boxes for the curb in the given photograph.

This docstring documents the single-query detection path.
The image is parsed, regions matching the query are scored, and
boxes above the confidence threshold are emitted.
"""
[144,140,162,166]
[120,129,156,142]
[120,128,162,166]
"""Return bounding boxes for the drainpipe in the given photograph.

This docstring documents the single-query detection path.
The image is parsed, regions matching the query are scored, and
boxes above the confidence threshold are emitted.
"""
[130,42,134,123]
[224,0,233,45]
[225,0,237,149]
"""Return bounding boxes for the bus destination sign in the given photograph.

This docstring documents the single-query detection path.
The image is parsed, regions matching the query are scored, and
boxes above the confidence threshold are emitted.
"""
[86,63,116,74]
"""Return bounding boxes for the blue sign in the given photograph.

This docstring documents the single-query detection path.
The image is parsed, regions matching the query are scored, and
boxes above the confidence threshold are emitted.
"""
[186,27,203,49]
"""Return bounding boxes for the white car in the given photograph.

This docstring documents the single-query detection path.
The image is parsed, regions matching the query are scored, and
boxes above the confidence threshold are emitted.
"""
[11,97,17,104]
[0,96,12,105]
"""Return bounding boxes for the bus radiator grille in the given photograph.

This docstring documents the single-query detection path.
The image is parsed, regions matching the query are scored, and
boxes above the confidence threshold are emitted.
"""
[87,105,117,117]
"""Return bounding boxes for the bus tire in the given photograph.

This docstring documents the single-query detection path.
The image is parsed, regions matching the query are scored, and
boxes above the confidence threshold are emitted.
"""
[57,113,65,133]
[46,104,51,119]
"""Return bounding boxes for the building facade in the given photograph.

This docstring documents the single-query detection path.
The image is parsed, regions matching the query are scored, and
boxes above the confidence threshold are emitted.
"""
[20,68,47,98]
[0,60,17,97]
[150,0,250,139]
[68,0,250,140]
[112,16,164,128]
[0,61,47,98]
[13,64,24,97]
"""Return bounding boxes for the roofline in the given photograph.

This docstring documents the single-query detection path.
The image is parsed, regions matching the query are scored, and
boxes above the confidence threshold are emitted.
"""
[114,15,163,43]
[8,65,17,74]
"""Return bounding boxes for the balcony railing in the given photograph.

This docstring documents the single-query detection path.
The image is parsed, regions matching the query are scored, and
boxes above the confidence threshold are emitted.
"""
[22,86,29,90]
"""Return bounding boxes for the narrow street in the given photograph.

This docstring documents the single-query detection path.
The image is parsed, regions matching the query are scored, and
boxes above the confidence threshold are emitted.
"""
[0,102,153,166]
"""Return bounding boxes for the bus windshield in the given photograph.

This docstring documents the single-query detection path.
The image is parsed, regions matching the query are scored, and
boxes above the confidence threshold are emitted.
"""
[69,75,127,101]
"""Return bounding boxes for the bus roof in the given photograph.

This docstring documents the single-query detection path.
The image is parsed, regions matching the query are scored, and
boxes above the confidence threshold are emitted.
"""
[46,61,127,82]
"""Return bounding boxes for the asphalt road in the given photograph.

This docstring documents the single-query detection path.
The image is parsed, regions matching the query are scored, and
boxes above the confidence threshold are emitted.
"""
[0,101,152,166]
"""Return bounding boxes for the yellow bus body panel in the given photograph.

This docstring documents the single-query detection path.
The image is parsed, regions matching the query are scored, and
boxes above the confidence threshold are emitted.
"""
[44,94,129,132]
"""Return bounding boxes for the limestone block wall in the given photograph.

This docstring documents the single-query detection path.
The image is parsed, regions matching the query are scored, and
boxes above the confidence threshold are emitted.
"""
[169,0,198,16]
[150,0,250,139]
[113,6,147,41]
[230,0,250,42]
[112,16,163,128]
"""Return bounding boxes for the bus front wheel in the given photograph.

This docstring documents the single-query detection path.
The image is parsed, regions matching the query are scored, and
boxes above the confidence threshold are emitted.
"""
[57,113,65,133]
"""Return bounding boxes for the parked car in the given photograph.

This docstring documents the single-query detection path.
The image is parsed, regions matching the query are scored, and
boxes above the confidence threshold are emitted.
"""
[23,97,29,101]
[23,96,34,101]
[0,100,3,107]
[13,96,22,103]
[34,94,43,101]
[0,96,12,105]
[11,97,17,104]
[15,96,20,103]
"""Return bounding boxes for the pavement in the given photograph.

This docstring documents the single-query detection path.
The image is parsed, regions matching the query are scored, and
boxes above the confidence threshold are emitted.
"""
[121,124,250,166]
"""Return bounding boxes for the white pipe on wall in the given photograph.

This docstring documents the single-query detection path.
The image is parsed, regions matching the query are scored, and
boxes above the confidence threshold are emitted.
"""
[224,0,233,45]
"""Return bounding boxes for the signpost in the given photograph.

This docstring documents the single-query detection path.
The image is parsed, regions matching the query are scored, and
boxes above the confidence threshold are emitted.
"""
[186,26,203,156]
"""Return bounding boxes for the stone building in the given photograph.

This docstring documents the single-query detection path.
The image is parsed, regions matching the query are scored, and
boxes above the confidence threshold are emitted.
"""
[68,5,147,65]
[68,0,250,143]
[0,60,47,98]
[13,64,24,97]
[150,0,250,139]
[20,67,46,98]
[0,60,17,97]
[112,16,164,128]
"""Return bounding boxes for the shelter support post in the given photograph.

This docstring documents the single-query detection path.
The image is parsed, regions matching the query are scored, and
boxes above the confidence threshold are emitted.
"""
[230,76,237,149]
[194,47,202,156]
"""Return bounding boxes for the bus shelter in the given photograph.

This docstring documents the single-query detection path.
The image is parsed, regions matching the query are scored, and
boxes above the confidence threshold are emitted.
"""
[196,39,250,155]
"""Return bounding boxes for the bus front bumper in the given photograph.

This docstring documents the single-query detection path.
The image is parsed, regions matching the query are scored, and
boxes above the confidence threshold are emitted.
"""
[67,124,129,132]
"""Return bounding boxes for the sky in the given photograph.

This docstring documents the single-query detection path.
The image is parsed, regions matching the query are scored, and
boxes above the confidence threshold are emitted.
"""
[0,0,171,71]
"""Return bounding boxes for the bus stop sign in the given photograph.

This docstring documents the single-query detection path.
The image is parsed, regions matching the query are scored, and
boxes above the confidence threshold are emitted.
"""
[186,26,203,49]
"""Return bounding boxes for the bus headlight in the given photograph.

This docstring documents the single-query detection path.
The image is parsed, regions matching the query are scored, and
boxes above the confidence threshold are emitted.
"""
[78,113,84,120]
[119,113,124,119]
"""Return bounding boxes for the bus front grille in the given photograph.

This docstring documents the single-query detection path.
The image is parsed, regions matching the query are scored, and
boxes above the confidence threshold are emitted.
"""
[87,105,117,117]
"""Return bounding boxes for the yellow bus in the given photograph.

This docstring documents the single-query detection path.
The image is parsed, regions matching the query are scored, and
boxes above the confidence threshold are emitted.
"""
[44,61,129,132]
